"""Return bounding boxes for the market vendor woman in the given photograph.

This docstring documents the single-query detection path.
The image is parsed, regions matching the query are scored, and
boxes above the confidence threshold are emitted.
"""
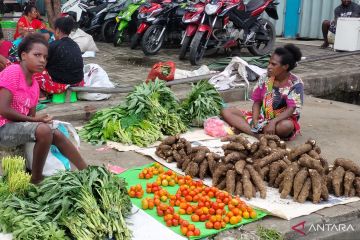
[0,34,87,184]
[222,44,303,139]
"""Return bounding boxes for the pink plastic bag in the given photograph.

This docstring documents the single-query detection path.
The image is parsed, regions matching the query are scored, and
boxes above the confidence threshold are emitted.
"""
[204,117,234,137]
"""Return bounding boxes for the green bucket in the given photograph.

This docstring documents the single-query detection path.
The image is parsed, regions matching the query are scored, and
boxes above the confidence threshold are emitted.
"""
[52,92,77,104]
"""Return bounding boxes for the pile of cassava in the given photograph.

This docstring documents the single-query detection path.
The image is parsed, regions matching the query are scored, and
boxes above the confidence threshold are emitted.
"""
[155,134,360,204]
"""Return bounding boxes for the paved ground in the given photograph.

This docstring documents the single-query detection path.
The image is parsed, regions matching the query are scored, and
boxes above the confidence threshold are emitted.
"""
[84,38,360,103]
[1,39,360,239]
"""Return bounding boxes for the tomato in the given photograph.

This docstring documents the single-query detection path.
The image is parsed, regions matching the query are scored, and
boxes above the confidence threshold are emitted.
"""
[157,209,164,216]
[194,228,200,236]
[186,206,193,215]
[180,226,188,236]
[229,216,238,225]
[141,199,149,210]
[166,219,172,227]
[185,195,192,202]
[148,201,155,209]
[209,208,216,215]
[221,221,226,228]
[223,216,230,223]
[250,211,257,219]
[128,191,136,198]
[215,215,222,222]
[172,219,179,226]
[232,208,240,216]
[242,211,250,219]
[199,214,208,222]
[210,215,217,223]
[186,231,194,237]
[164,214,173,221]
[178,209,186,215]
[213,221,221,230]
[231,198,240,206]
[202,207,209,214]
[205,221,213,229]
[191,214,200,222]
[181,220,189,227]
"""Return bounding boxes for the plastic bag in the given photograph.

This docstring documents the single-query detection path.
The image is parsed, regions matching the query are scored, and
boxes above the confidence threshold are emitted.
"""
[204,117,234,137]
[77,64,115,101]
[146,61,176,82]
[24,120,80,176]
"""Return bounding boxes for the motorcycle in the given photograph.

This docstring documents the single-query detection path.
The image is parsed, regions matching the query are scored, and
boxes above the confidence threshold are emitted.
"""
[113,0,146,47]
[61,0,110,29]
[141,0,187,55]
[101,0,129,42]
[189,0,278,65]
[179,0,206,60]
[130,1,163,49]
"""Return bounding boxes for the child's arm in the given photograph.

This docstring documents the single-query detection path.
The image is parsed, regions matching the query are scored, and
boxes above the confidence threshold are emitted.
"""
[0,89,51,123]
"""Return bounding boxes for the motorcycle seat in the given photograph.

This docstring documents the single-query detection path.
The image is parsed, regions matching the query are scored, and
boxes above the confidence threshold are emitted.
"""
[245,0,266,12]
[87,3,107,13]
[176,8,186,16]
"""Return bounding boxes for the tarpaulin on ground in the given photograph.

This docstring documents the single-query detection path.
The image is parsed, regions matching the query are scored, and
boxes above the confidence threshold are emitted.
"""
[134,139,360,220]
[119,163,267,240]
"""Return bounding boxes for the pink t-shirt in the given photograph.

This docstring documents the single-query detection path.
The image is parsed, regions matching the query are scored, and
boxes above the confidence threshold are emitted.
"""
[0,64,39,127]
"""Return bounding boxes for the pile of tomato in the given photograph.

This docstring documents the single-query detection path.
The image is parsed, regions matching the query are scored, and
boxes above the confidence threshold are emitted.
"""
[129,168,258,238]
[138,162,165,179]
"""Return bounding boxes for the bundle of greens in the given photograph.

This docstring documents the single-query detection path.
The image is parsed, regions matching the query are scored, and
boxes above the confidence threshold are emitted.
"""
[80,79,187,147]
[0,165,132,240]
[180,80,223,127]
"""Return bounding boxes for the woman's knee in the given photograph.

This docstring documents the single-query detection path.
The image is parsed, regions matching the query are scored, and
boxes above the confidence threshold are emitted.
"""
[35,123,53,142]
[276,120,294,137]
[53,130,67,142]
[221,107,242,118]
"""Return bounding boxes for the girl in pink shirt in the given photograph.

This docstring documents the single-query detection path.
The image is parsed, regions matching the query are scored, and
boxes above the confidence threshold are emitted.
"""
[0,33,87,184]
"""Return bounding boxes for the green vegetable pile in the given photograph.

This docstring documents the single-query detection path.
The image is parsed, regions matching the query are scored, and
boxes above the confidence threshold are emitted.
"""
[79,79,187,146]
[180,80,223,127]
[80,79,223,147]
[0,156,132,240]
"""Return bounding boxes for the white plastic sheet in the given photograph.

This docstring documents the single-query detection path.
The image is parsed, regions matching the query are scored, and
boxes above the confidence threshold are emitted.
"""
[135,139,360,220]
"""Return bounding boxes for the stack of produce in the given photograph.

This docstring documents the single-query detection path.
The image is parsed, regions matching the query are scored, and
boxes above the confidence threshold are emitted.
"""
[327,158,360,198]
[156,135,274,200]
[79,79,187,146]
[179,80,223,127]
[272,139,330,203]
[0,157,132,240]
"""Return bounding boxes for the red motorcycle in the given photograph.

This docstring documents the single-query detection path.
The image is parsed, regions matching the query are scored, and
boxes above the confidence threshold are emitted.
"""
[130,1,163,49]
[189,0,278,65]
[179,0,207,60]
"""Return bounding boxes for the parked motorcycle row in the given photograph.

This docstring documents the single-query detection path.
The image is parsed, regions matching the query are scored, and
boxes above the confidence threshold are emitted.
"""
[61,0,279,65]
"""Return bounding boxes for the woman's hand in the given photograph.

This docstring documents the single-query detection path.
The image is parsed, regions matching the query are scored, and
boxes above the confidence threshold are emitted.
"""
[33,114,53,123]
[264,120,276,135]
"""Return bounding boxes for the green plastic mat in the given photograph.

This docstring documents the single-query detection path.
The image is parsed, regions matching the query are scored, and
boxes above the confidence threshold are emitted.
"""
[118,163,267,240]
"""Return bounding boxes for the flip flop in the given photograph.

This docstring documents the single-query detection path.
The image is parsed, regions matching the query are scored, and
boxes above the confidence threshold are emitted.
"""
[39,99,51,104]
[36,103,47,111]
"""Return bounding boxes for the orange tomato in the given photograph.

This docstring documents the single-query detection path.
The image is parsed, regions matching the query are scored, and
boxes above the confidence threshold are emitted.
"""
[209,215,217,223]
[226,211,234,218]
[232,208,240,216]
[229,216,239,225]
[214,221,221,230]
[178,209,186,215]
[221,221,226,228]
[223,216,230,224]
[188,224,195,231]
[205,221,213,229]
[242,211,250,219]
[191,214,200,222]
[180,226,188,236]
[250,211,257,219]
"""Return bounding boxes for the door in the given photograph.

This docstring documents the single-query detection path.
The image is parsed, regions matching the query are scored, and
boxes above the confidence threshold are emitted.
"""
[284,0,301,38]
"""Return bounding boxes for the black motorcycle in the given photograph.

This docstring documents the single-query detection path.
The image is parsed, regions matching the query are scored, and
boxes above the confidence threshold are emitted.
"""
[140,1,187,55]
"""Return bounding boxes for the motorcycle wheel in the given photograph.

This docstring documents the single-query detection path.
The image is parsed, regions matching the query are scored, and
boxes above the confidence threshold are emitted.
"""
[141,24,165,56]
[101,19,117,43]
[189,31,207,66]
[179,36,191,60]
[130,33,141,49]
[247,19,276,56]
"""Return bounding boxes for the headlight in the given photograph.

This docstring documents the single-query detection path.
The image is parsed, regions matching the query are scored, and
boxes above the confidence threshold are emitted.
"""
[205,3,220,15]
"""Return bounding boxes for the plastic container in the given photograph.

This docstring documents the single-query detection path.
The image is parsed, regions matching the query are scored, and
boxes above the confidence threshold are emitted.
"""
[334,18,360,51]
[52,92,77,104]
[0,20,17,41]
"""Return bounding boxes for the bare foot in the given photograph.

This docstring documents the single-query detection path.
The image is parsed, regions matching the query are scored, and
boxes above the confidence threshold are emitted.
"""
[320,42,329,49]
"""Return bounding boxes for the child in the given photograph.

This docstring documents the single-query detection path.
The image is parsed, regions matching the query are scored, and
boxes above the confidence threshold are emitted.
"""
[0,33,87,184]
[35,16,84,95]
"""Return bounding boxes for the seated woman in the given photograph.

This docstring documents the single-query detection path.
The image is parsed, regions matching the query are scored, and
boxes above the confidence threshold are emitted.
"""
[13,4,53,41]
[34,16,84,95]
[221,44,303,140]
[0,26,12,58]
[0,33,87,184]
